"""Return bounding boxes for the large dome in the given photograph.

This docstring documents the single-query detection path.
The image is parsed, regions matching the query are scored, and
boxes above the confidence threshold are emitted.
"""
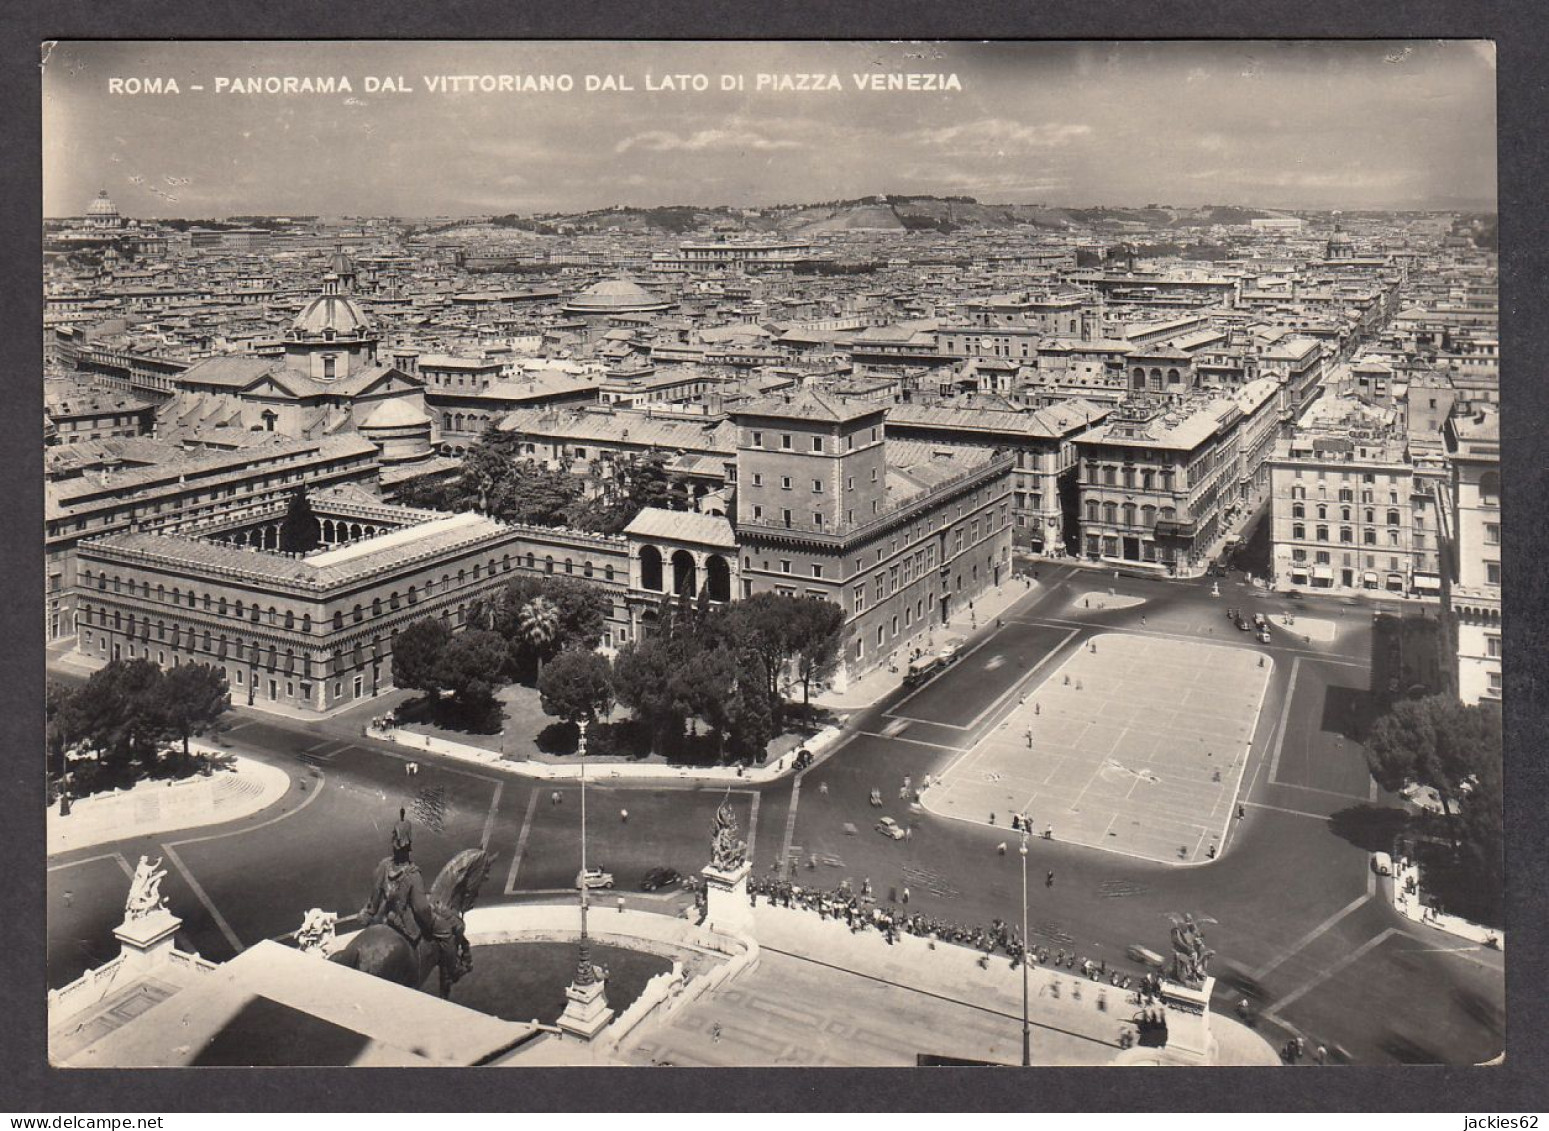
[86,190,119,218]
[290,290,374,338]
[361,399,430,430]
[562,276,672,314]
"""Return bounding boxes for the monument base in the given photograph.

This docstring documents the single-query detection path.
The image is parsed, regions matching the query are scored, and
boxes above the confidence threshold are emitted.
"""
[1159,975,1216,1063]
[701,860,753,936]
[113,910,181,973]
[557,975,614,1042]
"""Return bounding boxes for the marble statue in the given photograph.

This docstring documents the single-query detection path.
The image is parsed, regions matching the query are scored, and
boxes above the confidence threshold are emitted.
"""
[124,855,168,921]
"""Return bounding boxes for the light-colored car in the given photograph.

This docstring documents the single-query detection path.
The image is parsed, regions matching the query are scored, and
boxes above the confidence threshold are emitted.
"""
[875,816,906,840]
[1370,851,1394,877]
[938,641,963,663]
[1258,629,1272,644]
[576,867,615,890]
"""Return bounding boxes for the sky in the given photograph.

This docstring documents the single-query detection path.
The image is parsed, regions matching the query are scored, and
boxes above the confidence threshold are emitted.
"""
[42,40,1498,218]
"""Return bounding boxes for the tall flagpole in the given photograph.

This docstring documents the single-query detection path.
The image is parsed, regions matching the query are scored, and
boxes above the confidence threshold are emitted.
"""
[574,718,594,985]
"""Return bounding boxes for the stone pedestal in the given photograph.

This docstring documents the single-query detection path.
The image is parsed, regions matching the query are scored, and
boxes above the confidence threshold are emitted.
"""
[557,974,614,1042]
[1159,975,1215,1063]
[113,909,181,975]
[701,860,753,937]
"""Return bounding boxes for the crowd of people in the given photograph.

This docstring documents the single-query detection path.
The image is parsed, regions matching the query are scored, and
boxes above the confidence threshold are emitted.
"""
[743,875,1153,992]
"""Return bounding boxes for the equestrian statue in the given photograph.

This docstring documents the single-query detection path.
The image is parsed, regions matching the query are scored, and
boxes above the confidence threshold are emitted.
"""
[329,807,492,999]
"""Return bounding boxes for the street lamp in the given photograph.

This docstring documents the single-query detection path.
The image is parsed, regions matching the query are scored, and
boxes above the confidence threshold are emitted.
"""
[573,718,595,987]
[1020,824,1031,1068]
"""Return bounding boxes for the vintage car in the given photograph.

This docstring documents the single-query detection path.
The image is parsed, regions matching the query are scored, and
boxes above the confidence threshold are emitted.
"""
[875,816,906,841]
[576,867,615,890]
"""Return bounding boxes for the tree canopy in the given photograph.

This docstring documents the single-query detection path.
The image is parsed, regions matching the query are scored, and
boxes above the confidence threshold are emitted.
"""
[538,647,615,725]
[278,487,321,554]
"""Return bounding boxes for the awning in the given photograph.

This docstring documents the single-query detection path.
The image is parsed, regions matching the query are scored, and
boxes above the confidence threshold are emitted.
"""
[1413,574,1442,591]
[1312,566,1335,580]
[1289,567,1310,579]
[1363,571,1379,583]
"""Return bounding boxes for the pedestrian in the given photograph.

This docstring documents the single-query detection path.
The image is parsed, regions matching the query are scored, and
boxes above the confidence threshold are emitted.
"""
[1046,870,1055,887]
[1034,702,1041,716]
[902,886,911,904]
[819,781,828,795]
[1026,727,1035,748]
[620,808,629,823]
[710,1022,722,1043]
[551,790,562,806]
[1141,616,1147,626]
[899,785,909,800]
[862,877,873,899]
[1044,823,1053,840]
[1315,1045,1327,1065]
[1075,679,1082,691]
[1236,804,1245,819]
[989,812,996,825]
[617,895,625,914]
[904,825,913,842]
[998,842,1008,856]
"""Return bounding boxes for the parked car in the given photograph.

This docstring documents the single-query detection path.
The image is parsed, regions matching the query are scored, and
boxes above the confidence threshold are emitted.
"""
[938,640,963,664]
[903,654,944,687]
[640,867,682,892]
[576,867,615,890]
[875,816,906,840]
[1370,852,1394,877]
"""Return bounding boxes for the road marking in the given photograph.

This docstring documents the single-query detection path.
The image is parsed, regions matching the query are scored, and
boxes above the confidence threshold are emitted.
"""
[855,730,962,752]
[1263,927,1399,1019]
[48,850,135,877]
[162,842,244,955]
[1243,801,1333,821]
[1251,890,1372,979]
[1266,656,1302,786]
[779,776,802,881]
[1012,617,1369,665]
[481,781,504,852]
[881,718,909,738]
[504,788,540,895]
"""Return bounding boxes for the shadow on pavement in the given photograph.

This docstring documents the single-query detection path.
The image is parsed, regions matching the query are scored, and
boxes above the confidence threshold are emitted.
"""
[1328,803,1412,854]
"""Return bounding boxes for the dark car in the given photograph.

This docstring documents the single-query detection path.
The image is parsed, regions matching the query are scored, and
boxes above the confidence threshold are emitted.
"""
[1285,590,1304,601]
[640,867,683,892]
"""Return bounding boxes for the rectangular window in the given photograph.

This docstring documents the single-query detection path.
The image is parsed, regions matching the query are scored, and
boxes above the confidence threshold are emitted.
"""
[1485,523,1501,545]
[753,505,764,519]
[812,479,823,493]
[1488,671,1502,692]
[811,564,823,579]
[1486,635,1502,658]
[780,560,792,574]
[1486,562,1501,585]
[752,473,763,486]
[782,509,792,525]
[812,437,824,453]
[781,434,792,450]
[751,431,763,447]
[781,476,792,490]
[853,585,865,611]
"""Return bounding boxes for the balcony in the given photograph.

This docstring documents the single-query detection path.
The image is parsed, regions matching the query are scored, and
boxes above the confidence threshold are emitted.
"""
[1153,518,1197,538]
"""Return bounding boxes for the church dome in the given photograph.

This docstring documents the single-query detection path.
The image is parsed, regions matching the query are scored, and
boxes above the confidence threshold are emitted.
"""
[290,288,374,338]
[562,276,672,315]
[86,190,119,219]
[361,399,429,429]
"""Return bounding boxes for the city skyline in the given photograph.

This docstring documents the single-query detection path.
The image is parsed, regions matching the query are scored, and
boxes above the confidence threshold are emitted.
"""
[44,40,1497,219]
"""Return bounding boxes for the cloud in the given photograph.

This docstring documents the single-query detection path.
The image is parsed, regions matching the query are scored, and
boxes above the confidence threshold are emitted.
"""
[905,119,1092,153]
[614,128,803,154]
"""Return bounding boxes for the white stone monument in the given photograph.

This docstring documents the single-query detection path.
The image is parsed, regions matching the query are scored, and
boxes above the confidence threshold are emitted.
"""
[1159,975,1216,1063]
[701,798,753,936]
[114,855,180,974]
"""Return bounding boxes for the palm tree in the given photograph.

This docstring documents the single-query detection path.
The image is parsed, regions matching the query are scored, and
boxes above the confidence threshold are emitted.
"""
[518,596,561,680]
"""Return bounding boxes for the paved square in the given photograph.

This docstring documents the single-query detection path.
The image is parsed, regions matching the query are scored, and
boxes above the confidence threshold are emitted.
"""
[922,633,1273,864]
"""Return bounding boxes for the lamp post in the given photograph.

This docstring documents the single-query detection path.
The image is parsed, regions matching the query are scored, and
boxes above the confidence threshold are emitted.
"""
[1019,825,1031,1067]
[573,718,594,987]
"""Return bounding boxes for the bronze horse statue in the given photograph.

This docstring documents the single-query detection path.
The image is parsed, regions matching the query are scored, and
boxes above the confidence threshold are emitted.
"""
[330,847,492,998]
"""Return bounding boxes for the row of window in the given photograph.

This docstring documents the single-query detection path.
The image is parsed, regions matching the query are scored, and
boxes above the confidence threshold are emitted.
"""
[1086,464,1179,492]
[1290,524,1403,546]
[1292,503,1407,525]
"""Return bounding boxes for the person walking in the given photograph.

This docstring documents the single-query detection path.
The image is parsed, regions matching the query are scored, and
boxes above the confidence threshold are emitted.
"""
[818,781,829,796]
[1046,870,1055,888]
[551,790,562,806]
[620,808,629,823]
[901,886,911,905]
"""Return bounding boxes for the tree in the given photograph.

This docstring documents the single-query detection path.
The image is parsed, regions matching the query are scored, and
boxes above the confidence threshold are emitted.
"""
[1366,695,1501,849]
[278,487,321,554]
[392,617,453,698]
[46,680,77,783]
[613,638,683,756]
[517,596,561,680]
[788,598,847,705]
[725,654,775,764]
[158,662,231,758]
[538,647,615,725]
[437,629,510,711]
[68,659,171,786]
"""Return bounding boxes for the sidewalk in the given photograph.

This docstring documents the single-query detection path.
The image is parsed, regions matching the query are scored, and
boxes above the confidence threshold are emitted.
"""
[814,576,1044,713]
[47,748,293,856]
[1390,856,1505,951]
[362,720,846,786]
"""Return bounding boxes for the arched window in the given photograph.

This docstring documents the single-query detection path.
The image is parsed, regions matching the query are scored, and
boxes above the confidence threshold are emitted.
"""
[1102,501,1118,524]
[235,600,245,619]
[544,557,554,575]
[371,598,382,618]
[526,554,535,569]
[565,558,574,575]
[1141,504,1156,527]
[407,587,418,605]
[353,604,363,624]
[333,610,344,631]
[218,598,228,616]
[639,546,663,591]
[584,561,594,578]
[605,564,615,583]
[1292,503,1305,519]
[502,554,511,573]
[390,591,401,611]
[671,550,697,597]
[285,610,295,630]
[457,570,466,587]
[302,614,311,634]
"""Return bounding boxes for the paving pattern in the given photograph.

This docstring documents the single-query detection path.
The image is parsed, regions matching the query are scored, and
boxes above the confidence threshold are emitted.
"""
[924,632,1273,864]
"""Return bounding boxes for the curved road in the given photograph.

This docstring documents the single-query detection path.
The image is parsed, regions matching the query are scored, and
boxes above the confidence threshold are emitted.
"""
[46,564,1504,1065]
